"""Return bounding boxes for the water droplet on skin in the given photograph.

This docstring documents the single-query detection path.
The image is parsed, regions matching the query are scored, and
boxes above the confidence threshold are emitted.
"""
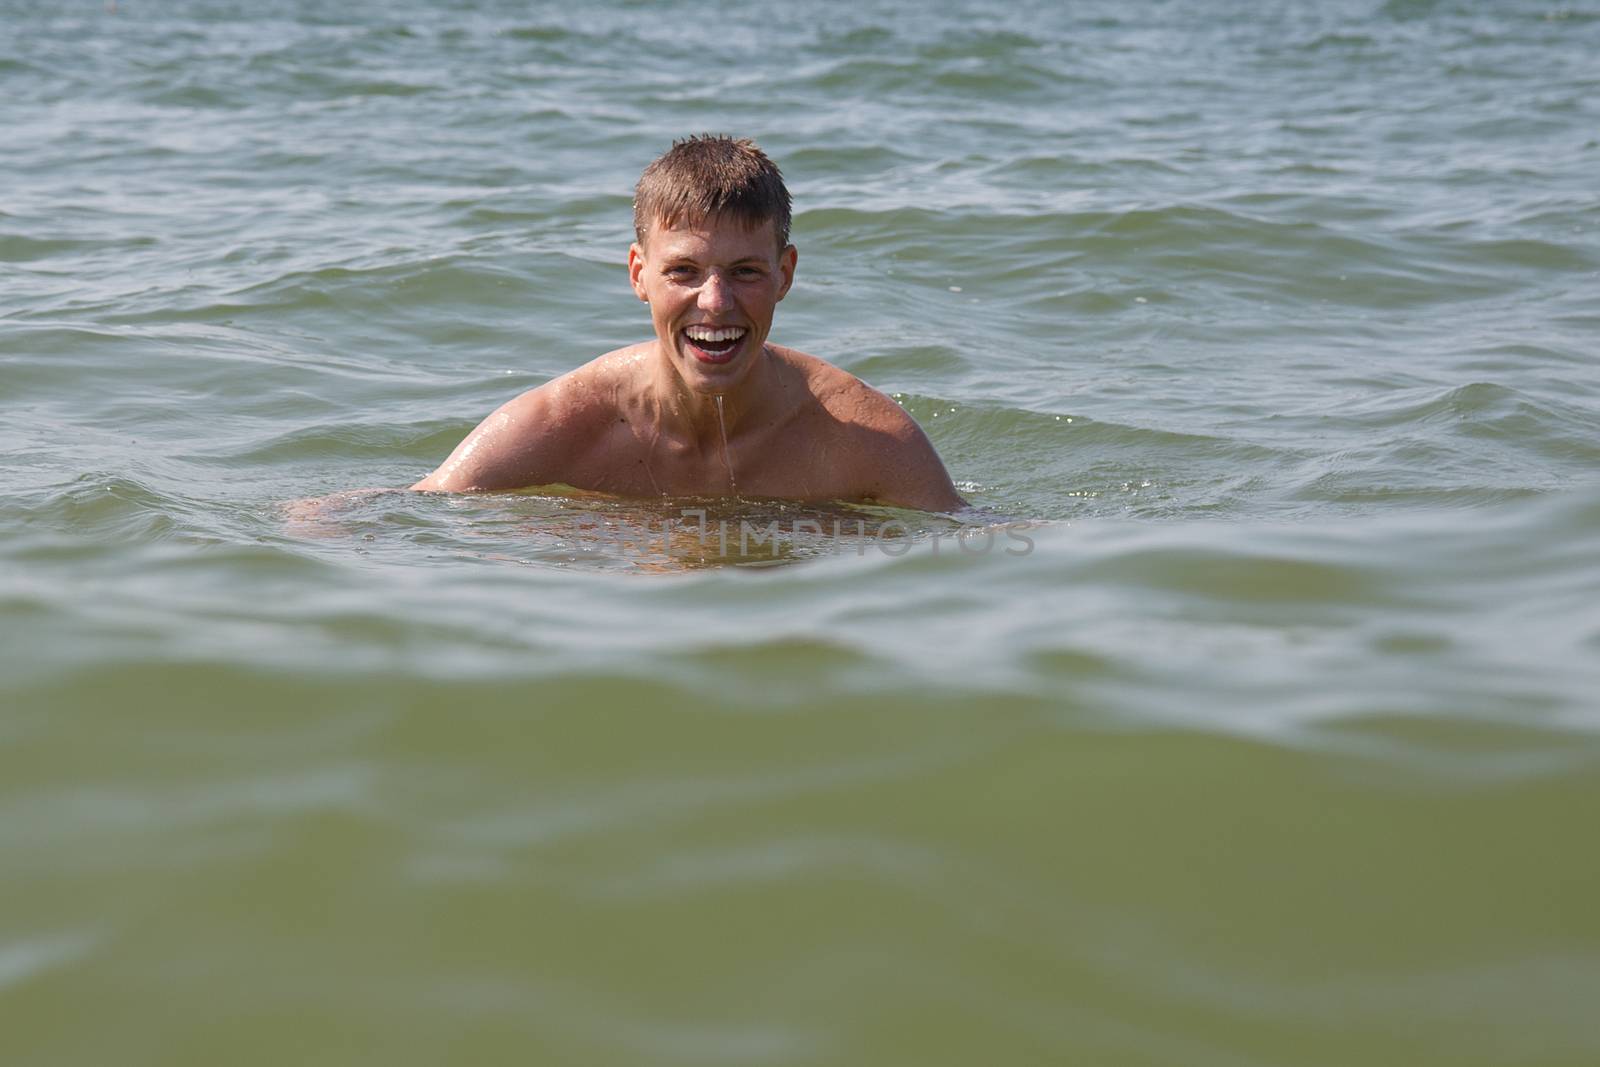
[713,395,738,498]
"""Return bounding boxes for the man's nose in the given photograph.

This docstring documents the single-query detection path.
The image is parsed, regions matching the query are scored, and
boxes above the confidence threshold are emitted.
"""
[697,270,734,313]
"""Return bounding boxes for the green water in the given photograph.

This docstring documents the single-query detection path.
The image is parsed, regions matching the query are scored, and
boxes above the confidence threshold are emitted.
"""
[4,1,1600,1063]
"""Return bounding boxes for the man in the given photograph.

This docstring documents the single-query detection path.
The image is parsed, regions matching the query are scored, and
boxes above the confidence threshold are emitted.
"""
[411,135,965,513]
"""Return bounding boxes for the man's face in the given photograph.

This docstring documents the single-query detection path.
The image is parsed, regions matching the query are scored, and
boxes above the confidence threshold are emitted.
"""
[628,214,797,394]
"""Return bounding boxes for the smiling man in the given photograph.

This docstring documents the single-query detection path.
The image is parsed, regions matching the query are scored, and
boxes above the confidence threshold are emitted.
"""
[411,135,964,512]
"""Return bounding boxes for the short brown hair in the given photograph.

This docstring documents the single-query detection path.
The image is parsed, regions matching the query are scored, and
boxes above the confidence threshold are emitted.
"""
[633,134,792,250]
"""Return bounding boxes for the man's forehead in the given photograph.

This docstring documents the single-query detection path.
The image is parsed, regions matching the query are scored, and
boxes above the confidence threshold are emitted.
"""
[643,213,780,253]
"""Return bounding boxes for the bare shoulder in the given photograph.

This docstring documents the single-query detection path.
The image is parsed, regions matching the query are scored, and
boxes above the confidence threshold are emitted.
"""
[771,346,910,432]
[771,345,966,512]
[411,346,640,492]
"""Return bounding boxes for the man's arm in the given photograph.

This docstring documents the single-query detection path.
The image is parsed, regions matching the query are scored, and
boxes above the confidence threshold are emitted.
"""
[411,386,564,492]
[837,384,966,513]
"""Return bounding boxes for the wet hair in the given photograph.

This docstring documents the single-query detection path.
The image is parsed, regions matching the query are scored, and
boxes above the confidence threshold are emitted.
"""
[633,134,792,251]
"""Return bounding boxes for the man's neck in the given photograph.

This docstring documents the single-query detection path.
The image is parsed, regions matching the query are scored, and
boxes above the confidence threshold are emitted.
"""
[646,342,785,447]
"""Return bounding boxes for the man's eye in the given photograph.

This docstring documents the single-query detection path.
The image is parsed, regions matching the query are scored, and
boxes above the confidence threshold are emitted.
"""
[735,268,763,279]
[666,266,695,278]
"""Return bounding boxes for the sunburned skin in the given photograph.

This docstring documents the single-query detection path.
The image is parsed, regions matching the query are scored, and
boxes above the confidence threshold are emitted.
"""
[411,214,965,513]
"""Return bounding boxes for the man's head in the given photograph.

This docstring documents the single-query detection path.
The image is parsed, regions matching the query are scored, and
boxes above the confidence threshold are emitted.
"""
[629,136,798,395]
[632,134,792,253]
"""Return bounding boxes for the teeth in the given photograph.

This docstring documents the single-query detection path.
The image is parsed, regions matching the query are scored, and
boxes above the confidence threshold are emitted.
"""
[685,326,745,343]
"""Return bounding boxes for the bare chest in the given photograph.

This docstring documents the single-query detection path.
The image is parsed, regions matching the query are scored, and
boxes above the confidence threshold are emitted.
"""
[568,415,859,503]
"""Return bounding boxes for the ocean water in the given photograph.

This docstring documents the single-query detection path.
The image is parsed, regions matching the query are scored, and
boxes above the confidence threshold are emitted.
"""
[4,0,1600,1062]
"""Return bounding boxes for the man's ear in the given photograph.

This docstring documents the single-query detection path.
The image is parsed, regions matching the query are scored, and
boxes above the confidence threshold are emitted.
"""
[627,242,649,302]
[776,244,798,301]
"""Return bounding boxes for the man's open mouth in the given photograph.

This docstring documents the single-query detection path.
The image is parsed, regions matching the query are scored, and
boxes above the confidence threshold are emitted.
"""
[683,324,748,364]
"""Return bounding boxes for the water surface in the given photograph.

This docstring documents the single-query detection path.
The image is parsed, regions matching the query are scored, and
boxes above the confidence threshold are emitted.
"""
[4,1,1600,1063]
